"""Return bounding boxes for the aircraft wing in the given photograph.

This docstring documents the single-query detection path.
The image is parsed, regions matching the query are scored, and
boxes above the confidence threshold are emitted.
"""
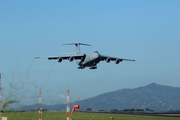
[100,55,135,62]
[35,54,85,61]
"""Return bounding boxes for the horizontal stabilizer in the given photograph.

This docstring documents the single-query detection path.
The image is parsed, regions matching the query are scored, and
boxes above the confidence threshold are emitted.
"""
[62,43,91,46]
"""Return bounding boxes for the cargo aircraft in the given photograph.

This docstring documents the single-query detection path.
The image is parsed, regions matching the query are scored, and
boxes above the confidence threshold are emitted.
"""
[35,43,135,69]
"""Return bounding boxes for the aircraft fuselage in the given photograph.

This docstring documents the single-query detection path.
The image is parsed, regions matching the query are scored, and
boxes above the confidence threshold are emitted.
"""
[76,51,101,69]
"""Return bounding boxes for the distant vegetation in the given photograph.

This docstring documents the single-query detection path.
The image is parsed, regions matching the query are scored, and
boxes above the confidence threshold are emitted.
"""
[1,111,180,120]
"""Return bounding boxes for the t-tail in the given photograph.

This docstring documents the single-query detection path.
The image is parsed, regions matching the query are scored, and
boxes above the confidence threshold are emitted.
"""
[62,43,91,54]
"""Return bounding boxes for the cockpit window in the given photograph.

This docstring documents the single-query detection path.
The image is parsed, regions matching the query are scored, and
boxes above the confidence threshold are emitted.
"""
[93,50,98,53]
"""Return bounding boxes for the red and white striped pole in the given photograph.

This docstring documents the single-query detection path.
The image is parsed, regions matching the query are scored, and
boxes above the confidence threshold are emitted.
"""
[67,90,70,120]
[38,89,42,120]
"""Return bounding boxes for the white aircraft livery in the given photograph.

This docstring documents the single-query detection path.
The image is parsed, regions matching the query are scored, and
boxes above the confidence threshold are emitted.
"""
[35,43,135,69]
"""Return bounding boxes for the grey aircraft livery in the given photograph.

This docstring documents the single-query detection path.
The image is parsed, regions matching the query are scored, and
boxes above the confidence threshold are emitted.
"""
[35,43,135,69]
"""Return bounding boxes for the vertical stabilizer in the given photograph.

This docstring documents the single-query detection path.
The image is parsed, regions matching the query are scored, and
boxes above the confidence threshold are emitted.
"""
[62,43,91,54]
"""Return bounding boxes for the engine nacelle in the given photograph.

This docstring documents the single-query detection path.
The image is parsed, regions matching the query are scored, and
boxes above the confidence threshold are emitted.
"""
[58,57,63,62]
[106,58,111,63]
[115,59,121,64]
[69,56,74,62]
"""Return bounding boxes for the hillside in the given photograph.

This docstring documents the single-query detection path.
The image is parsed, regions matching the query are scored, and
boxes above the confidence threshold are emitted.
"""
[18,83,180,111]
[74,83,180,111]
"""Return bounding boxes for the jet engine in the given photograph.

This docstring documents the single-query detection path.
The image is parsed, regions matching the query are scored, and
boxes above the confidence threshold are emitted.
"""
[58,57,63,62]
[106,58,111,63]
[115,59,121,64]
[69,56,74,62]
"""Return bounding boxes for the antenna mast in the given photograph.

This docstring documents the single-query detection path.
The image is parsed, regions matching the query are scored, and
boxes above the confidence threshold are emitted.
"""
[67,89,70,120]
[38,89,42,120]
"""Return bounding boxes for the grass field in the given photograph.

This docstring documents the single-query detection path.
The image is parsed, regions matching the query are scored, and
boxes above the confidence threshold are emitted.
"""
[1,111,180,120]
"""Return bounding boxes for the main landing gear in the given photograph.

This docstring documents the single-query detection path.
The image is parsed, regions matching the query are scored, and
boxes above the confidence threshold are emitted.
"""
[89,66,97,69]
[78,66,85,69]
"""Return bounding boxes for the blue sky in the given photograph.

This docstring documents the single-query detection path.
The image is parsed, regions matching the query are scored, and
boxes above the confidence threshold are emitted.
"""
[0,1,180,106]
